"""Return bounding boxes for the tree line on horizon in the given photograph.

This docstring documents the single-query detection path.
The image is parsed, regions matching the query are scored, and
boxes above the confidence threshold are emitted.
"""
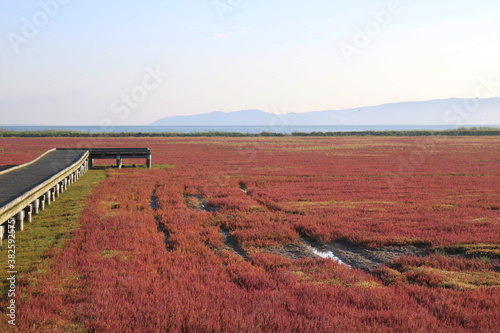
[0,127,499,138]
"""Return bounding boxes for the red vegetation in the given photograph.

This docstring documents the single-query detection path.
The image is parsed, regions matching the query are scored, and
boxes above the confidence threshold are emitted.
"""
[1,136,499,331]
[375,255,500,331]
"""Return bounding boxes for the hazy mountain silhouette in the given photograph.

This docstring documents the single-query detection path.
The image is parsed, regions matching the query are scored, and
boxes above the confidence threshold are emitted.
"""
[150,98,500,126]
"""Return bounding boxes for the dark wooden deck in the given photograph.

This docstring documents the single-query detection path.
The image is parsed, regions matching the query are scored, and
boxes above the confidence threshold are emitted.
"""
[88,148,151,159]
[57,147,151,168]
[0,149,88,208]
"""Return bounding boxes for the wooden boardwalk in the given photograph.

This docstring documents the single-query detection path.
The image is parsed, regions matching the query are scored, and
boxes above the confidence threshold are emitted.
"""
[0,147,151,244]
[0,149,88,207]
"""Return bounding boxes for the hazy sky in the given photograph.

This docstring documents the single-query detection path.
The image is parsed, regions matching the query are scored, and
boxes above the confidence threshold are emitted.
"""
[1,0,499,125]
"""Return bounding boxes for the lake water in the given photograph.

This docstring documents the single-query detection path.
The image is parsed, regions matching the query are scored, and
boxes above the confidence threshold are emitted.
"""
[1,125,498,134]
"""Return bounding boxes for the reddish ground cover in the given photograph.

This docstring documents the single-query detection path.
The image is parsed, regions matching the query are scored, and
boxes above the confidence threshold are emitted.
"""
[1,136,499,331]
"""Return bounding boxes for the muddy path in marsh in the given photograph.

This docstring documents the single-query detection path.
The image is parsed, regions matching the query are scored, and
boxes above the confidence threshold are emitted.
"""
[183,194,246,257]
[316,240,427,272]
[261,237,427,271]
[238,182,429,271]
[151,189,173,251]
[219,229,247,258]
[173,184,431,271]
[184,195,220,212]
[260,240,317,260]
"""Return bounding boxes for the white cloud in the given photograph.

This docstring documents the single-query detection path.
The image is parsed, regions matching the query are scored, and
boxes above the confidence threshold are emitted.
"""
[208,26,249,40]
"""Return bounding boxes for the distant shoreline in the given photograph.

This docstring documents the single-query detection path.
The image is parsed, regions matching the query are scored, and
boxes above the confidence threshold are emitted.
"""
[0,127,499,137]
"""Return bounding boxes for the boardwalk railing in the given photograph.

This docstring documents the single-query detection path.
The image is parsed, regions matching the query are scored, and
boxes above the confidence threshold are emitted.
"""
[89,148,151,168]
[0,147,152,246]
[57,148,152,168]
[0,150,90,245]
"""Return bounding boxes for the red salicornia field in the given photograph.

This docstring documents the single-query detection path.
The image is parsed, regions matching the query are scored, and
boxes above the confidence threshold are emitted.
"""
[1,136,499,332]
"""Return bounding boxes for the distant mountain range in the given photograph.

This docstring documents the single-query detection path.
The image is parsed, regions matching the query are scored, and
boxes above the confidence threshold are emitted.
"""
[150,98,500,126]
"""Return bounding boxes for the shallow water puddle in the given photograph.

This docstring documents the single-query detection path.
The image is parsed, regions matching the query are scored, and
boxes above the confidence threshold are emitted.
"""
[184,195,220,212]
[200,201,210,211]
[239,182,248,194]
[308,245,350,268]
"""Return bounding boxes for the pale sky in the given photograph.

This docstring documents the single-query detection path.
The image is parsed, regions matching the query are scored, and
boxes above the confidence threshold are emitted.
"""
[1,0,499,125]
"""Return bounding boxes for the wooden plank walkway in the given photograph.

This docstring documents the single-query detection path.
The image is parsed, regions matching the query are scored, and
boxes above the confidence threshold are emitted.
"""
[0,147,152,244]
[0,149,88,207]
[0,149,90,243]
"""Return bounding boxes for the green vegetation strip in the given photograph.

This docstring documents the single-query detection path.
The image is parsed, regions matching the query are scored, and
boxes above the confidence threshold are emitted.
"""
[0,170,105,297]
[0,127,499,137]
[433,243,500,260]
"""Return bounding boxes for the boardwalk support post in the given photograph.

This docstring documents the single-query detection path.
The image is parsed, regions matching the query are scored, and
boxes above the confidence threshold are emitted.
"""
[26,204,32,223]
[16,210,24,231]
[147,154,152,168]
[46,191,51,206]
[117,155,122,169]
[33,199,40,215]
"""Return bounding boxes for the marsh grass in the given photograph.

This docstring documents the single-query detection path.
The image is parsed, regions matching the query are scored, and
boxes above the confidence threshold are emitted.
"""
[0,170,106,297]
